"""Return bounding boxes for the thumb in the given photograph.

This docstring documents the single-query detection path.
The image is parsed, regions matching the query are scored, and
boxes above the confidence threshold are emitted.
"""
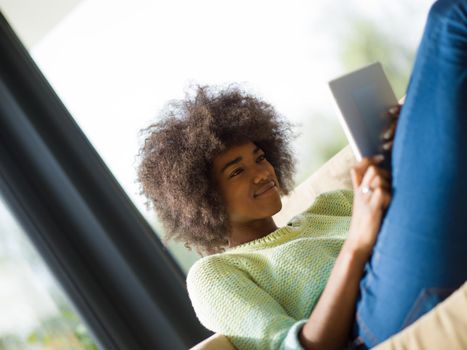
[351,157,370,188]
[350,167,363,189]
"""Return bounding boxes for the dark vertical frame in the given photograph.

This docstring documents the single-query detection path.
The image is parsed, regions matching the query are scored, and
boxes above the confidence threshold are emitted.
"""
[0,12,211,350]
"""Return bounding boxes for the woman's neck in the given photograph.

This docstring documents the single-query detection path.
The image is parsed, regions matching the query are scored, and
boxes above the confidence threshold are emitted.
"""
[228,217,278,248]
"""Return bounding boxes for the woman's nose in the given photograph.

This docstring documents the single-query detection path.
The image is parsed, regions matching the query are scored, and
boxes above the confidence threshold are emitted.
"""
[253,167,270,184]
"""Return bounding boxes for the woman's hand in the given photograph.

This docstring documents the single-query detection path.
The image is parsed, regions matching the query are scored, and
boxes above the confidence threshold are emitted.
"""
[381,104,402,154]
[344,103,401,259]
[346,155,392,259]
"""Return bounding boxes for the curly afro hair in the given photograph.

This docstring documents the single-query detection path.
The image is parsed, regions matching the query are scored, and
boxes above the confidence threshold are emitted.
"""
[137,84,296,256]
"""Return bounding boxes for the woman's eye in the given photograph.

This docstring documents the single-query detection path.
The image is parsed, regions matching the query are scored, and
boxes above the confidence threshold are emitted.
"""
[229,168,243,178]
[257,154,266,162]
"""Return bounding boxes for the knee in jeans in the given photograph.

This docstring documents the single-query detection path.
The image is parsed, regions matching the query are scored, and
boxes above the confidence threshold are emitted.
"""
[429,0,466,24]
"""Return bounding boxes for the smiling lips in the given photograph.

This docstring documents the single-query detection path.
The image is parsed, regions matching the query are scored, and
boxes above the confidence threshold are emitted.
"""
[254,180,277,198]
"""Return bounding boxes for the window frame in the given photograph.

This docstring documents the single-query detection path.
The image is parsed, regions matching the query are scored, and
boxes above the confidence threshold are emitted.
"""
[0,12,210,349]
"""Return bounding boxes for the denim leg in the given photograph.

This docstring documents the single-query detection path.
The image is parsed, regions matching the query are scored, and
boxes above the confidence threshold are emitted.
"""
[353,0,467,347]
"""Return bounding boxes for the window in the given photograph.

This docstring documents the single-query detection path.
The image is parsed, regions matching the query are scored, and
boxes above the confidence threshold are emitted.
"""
[0,4,437,348]
[1,0,434,273]
[0,194,98,349]
[0,11,210,346]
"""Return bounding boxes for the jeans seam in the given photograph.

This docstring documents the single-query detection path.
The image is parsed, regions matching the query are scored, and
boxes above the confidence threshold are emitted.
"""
[356,311,380,347]
[402,287,455,328]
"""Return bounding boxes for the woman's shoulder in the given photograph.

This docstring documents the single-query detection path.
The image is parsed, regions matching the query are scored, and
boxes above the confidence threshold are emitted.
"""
[304,188,354,215]
[186,253,255,315]
[314,188,354,202]
[187,253,224,274]
[287,189,354,227]
[187,253,239,288]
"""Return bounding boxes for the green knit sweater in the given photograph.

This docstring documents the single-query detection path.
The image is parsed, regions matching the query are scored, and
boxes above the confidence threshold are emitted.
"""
[187,189,354,350]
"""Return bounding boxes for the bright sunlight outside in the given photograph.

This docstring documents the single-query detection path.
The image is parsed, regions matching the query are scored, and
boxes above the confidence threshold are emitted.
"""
[0,1,434,347]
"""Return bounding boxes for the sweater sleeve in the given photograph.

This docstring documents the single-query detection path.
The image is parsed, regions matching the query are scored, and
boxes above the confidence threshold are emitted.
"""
[187,256,307,350]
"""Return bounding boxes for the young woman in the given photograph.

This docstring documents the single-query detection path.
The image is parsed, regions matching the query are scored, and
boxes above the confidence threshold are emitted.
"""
[137,0,466,349]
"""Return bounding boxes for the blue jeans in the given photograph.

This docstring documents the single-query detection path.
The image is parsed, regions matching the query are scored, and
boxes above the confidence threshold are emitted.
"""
[353,0,467,347]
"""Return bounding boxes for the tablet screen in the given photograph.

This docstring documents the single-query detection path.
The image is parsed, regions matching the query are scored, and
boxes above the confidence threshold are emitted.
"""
[329,62,398,161]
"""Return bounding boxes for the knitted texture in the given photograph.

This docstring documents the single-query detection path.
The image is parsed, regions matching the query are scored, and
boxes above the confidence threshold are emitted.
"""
[187,189,354,350]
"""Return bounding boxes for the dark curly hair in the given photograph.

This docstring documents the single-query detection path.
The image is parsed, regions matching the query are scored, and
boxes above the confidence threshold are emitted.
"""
[137,84,296,256]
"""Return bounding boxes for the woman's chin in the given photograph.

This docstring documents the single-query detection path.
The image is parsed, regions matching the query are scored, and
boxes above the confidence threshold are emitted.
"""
[262,196,282,216]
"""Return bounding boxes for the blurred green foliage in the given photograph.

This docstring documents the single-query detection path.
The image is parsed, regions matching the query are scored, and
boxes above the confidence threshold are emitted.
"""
[295,14,415,184]
[337,17,414,100]
[0,304,98,350]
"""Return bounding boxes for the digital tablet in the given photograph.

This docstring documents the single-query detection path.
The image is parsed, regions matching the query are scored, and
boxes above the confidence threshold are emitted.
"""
[329,62,398,162]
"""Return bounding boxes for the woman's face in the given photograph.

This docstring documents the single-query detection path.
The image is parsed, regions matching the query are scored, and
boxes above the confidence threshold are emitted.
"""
[212,142,282,224]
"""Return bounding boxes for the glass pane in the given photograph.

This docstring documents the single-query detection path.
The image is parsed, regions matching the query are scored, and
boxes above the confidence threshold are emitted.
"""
[0,0,434,272]
[0,194,99,350]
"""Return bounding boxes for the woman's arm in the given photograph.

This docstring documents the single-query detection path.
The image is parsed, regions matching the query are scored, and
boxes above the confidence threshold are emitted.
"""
[300,155,392,350]
[299,233,370,350]
[187,257,309,350]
